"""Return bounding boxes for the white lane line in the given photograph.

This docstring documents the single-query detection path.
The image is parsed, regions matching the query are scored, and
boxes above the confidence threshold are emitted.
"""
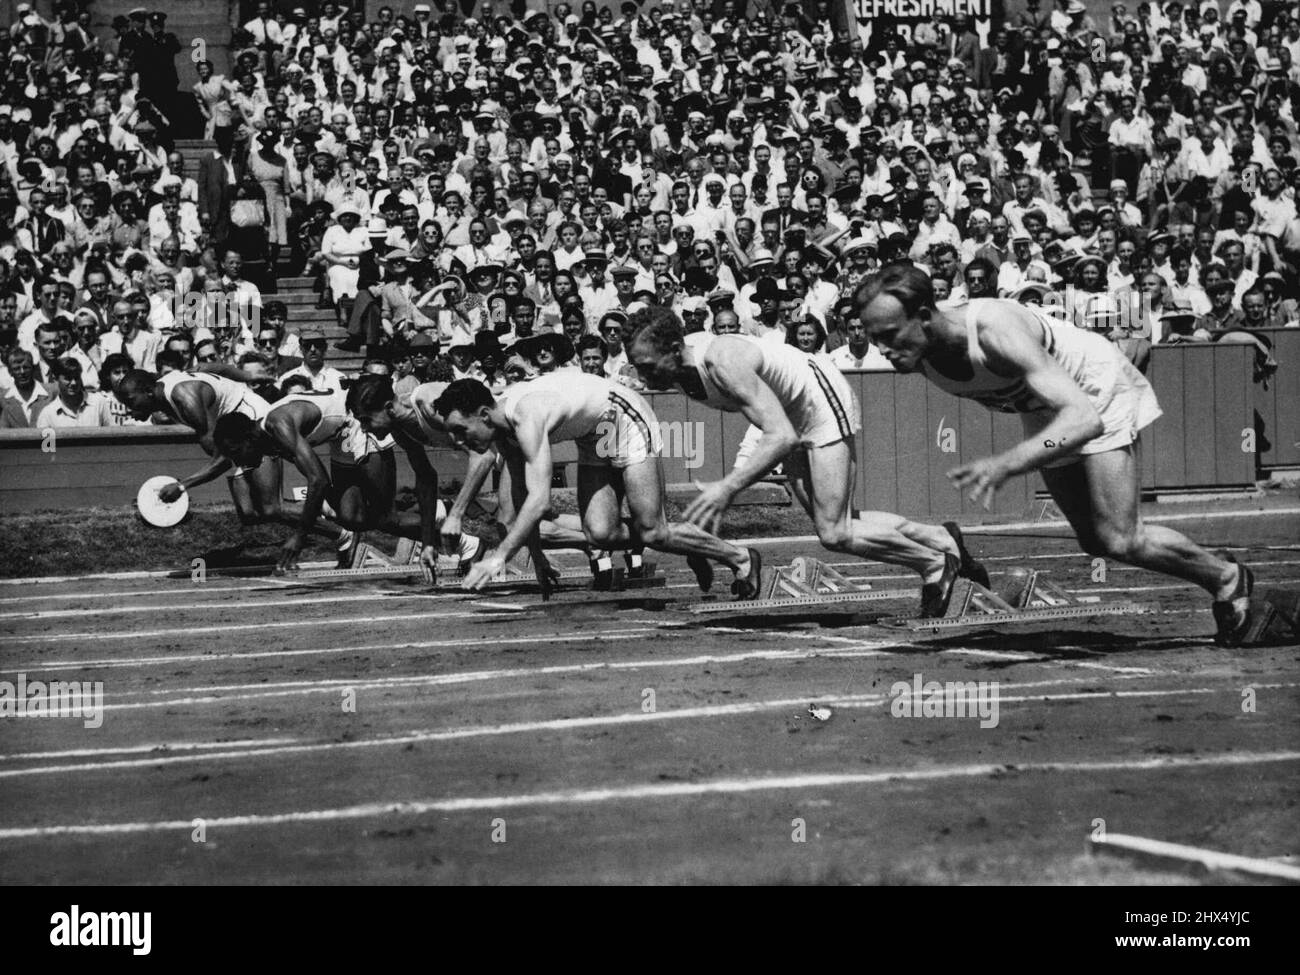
[0,646,898,726]
[0,561,337,586]
[0,608,520,644]
[2,508,1294,589]
[0,628,661,674]
[4,749,1296,839]
[2,738,302,762]
[7,677,1286,780]
[0,591,460,621]
[0,583,303,604]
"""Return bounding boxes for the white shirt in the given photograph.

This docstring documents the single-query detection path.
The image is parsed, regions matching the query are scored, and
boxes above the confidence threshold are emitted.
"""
[828,343,894,371]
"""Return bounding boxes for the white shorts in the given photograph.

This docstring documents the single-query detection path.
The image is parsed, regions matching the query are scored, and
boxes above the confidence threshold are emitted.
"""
[577,386,663,469]
[1022,344,1163,468]
[733,359,862,470]
[794,358,862,448]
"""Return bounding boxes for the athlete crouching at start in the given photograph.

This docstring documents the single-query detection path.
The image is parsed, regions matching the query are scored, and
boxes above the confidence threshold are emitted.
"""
[432,375,762,597]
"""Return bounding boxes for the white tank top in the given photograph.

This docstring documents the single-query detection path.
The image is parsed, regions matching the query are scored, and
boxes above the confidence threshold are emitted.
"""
[497,371,615,443]
[919,299,1125,415]
[684,331,821,414]
[407,381,452,446]
[159,371,269,423]
[261,388,350,445]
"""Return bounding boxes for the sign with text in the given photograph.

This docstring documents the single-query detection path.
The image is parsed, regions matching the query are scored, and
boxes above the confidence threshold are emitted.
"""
[851,0,1001,47]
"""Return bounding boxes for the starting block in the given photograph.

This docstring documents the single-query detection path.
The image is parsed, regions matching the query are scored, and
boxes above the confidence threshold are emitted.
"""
[880,567,1153,632]
[288,538,427,581]
[689,557,901,615]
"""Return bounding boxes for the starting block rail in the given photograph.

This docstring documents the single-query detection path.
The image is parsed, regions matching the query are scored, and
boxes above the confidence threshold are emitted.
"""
[880,568,1153,632]
[689,556,902,615]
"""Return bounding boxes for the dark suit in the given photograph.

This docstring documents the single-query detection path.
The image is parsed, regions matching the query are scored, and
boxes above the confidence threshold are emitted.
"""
[198,151,235,247]
[761,206,810,236]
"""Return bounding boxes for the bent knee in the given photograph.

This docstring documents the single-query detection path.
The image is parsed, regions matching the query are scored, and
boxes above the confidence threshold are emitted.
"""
[816,523,854,552]
[1080,526,1136,562]
[583,525,621,550]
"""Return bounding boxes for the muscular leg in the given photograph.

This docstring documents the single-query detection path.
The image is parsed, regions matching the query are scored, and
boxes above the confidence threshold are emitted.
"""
[802,438,956,581]
[615,458,747,571]
[1041,445,1237,597]
[497,457,590,549]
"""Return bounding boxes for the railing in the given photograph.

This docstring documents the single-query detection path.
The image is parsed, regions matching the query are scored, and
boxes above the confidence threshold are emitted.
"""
[0,342,1267,517]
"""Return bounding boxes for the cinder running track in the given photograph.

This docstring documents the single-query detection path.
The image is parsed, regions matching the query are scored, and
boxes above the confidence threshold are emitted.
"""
[1,504,1297,884]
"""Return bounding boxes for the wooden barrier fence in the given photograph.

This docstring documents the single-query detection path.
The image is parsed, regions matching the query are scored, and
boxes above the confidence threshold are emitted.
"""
[0,342,1266,518]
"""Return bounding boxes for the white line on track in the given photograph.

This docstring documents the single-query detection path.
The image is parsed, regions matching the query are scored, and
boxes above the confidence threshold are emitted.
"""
[0,508,1293,589]
[0,608,521,644]
[6,678,1292,780]
[1,737,302,762]
[0,592,448,621]
[0,583,301,604]
[1,646,899,721]
[3,749,1296,839]
[0,628,661,674]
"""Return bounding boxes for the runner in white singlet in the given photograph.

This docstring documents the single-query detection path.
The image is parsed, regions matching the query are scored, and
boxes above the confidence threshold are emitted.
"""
[628,307,988,617]
[115,367,284,524]
[431,373,760,597]
[858,264,1261,647]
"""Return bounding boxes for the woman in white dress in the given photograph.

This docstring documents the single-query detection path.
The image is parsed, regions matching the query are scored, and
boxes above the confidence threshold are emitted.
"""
[320,202,371,328]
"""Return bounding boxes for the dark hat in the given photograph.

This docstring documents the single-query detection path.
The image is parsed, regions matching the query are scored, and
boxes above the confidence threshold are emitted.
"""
[610,265,639,279]
[753,276,786,301]
[408,332,437,349]
[473,330,504,360]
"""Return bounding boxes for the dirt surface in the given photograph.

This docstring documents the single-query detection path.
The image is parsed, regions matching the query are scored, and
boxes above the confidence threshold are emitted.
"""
[0,505,1297,885]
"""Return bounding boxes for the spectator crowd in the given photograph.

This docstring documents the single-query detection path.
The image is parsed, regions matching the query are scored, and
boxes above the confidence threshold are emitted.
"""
[1,0,1297,432]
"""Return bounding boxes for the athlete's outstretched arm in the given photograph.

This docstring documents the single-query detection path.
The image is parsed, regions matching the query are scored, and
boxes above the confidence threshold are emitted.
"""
[161,382,233,501]
[441,446,498,552]
[683,342,799,532]
[463,413,552,590]
[396,429,440,551]
[950,310,1105,508]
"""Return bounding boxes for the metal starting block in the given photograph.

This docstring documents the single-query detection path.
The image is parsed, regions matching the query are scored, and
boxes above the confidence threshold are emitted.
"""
[881,567,1153,632]
[289,538,427,581]
[689,557,901,615]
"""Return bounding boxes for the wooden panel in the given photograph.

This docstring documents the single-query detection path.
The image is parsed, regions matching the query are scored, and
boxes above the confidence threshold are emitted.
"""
[686,394,726,485]
[856,372,898,513]
[891,376,932,519]
[956,398,995,520]
[925,382,961,520]
[647,390,690,488]
[1211,346,1254,486]
[1151,349,1187,488]
[1254,328,1300,470]
[1180,347,1219,486]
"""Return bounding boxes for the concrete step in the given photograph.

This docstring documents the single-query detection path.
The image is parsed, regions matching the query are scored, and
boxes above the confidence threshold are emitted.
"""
[279,277,318,291]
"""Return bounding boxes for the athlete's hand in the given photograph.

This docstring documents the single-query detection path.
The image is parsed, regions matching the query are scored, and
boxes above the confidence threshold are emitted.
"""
[440,512,463,553]
[274,535,305,574]
[419,545,438,585]
[463,551,506,591]
[158,482,185,504]
[948,457,1010,510]
[529,545,559,601]
[682,479,734,534]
